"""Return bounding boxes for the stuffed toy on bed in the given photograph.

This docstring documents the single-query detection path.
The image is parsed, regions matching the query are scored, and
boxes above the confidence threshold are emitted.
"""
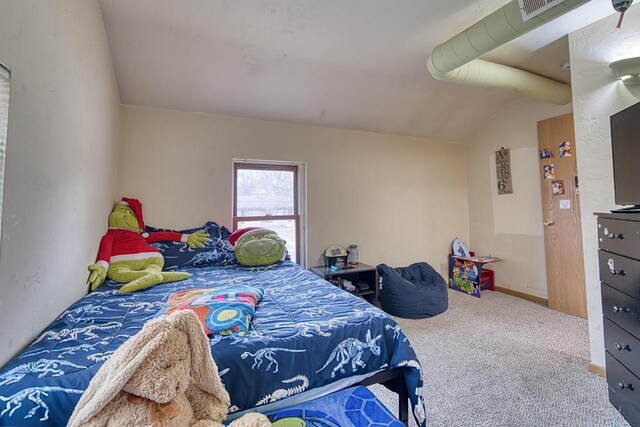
[230,227,286,266]
[87,198,211,293]
[67,310,270,427]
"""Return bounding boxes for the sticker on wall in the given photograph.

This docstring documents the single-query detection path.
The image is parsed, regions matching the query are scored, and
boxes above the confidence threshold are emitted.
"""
[495,147,513,195]
[560,199,571,210]
[543,164,555,180]
[539,148,554,159]
[559,141,572,157]
[552,180,565,195]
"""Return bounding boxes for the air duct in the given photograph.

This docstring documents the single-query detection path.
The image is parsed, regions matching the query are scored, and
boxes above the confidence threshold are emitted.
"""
[427,0,593,104]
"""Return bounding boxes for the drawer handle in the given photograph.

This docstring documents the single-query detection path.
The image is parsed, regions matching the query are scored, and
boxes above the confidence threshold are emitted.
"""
[619,382,635,391]
[615,343,632,352]
[609,233,625,240]
[613,306,631,313]
[610,269,627,276]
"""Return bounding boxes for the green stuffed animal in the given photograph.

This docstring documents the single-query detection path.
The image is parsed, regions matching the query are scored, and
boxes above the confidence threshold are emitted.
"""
[230,227,286,266]
[87,198,211,293]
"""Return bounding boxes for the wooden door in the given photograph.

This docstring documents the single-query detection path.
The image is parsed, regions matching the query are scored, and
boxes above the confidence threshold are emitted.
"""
[538,113,587,318]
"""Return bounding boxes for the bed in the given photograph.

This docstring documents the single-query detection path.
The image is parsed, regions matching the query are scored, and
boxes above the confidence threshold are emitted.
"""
[0,260,426,426]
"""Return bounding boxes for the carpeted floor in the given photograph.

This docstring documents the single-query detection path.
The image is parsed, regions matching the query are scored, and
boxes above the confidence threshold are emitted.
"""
[370,289,630,427]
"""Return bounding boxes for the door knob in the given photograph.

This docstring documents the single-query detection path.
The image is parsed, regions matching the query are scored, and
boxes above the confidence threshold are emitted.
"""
[616,343,631,352]
[544,220,555,226]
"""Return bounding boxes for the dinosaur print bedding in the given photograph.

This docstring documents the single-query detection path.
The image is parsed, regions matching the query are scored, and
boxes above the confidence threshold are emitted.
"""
[0,261,426,426]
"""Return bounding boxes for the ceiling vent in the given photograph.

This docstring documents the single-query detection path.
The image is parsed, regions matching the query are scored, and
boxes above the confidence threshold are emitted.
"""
[518,0,567,21]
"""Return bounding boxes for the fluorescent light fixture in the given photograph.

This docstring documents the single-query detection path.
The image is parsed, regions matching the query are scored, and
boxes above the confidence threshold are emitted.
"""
[610,57,640,85]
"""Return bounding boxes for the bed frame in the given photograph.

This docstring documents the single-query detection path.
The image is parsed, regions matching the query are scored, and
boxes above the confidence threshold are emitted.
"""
[357,368,409,426]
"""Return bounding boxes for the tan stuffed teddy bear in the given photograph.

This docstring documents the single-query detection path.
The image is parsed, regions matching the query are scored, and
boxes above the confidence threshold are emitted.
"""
[67,310,270,427]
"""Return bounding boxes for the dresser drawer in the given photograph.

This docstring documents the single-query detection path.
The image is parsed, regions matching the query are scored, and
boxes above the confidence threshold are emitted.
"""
[598,218,640,256]
[599,251,640,300]
[606,352,640,427]
[604,317,640,374]
[602,284,640,339]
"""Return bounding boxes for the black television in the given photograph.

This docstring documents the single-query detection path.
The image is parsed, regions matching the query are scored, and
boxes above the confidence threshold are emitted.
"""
[611,101,640,212]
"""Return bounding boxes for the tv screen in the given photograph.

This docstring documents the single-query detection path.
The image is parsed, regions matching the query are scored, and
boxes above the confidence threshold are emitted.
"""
[611,101,640,206]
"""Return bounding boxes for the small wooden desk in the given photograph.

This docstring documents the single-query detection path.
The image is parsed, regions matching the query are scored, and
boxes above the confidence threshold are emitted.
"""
[448,255,500,298]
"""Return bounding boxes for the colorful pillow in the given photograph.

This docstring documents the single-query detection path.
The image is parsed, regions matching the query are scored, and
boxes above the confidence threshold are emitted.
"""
[232,228,286,266]
[158,285,263,336]
[146,221,236,269]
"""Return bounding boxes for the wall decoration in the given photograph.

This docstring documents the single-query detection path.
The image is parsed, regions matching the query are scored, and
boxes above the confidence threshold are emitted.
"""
[495,147,513,195]
[560,199,571,210]
[559,141,572,157]
[490,147,544,237]
[543,164,555,180]
[539,148,554,159]
[552,180,565,195]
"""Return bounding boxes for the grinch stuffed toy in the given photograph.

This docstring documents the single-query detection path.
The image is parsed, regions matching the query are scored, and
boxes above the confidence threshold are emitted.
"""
[87,198,211,293]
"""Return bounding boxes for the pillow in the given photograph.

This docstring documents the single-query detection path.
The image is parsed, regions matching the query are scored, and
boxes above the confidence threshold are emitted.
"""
[231,227,292,262]
[146,221,236,269]
[232,228,286,266]
[157,286,263,336]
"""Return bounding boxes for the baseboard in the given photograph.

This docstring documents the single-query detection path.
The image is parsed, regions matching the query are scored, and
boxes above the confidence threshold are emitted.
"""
[494,286,549,306]
[589,362,606,378]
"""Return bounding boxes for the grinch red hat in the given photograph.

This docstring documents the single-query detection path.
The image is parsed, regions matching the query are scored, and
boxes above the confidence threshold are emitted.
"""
[120,198,145,232]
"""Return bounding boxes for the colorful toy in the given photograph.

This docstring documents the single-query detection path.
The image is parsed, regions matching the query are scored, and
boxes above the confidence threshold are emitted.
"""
[87,198,211,293]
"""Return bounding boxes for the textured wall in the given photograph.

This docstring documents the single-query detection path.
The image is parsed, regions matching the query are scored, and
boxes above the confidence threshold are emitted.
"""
[0,1,120,367]
[117,105,470,270]
[467,97,571,299]
[569,5,640,367]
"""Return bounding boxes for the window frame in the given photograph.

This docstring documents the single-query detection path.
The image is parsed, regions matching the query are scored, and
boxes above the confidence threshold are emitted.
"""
[0,63,10,246]
[232,161,303,265]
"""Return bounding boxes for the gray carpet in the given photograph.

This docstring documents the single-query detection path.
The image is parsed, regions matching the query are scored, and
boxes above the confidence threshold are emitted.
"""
[370,289,630,427]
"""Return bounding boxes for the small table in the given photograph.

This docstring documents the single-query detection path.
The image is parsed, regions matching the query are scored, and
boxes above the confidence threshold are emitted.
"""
[310,263,379,306]
[448,255,500,298]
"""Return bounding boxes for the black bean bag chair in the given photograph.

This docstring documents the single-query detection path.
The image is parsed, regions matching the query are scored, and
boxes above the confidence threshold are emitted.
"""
[377,262,448,319]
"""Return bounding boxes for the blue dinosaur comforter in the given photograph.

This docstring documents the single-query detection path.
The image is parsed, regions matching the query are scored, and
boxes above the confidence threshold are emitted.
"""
[0,262,426,426]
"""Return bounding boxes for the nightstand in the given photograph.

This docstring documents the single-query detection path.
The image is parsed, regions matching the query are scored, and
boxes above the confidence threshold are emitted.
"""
[310,263,379,306]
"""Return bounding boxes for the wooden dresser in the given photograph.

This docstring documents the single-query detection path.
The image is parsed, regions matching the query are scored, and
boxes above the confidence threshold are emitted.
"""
[597,213,640,426]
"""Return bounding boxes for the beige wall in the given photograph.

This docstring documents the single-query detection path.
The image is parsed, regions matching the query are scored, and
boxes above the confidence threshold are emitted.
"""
[467,97,571,299]
[569,5,640,368]
[0,1,120,366]
[117,105,470,270]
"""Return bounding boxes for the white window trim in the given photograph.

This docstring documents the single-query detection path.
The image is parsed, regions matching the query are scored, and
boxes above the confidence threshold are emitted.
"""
[0,63,10,247]
[232,158,308,267]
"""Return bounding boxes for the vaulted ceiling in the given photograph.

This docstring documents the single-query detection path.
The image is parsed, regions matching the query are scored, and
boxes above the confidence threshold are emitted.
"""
[97,0,613,142]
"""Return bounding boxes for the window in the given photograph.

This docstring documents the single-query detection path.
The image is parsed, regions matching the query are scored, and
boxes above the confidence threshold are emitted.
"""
[233,161,305,265]
[0,64,9,241]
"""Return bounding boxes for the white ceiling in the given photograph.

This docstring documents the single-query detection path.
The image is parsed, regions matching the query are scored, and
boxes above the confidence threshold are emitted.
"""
[97,0,614,142]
